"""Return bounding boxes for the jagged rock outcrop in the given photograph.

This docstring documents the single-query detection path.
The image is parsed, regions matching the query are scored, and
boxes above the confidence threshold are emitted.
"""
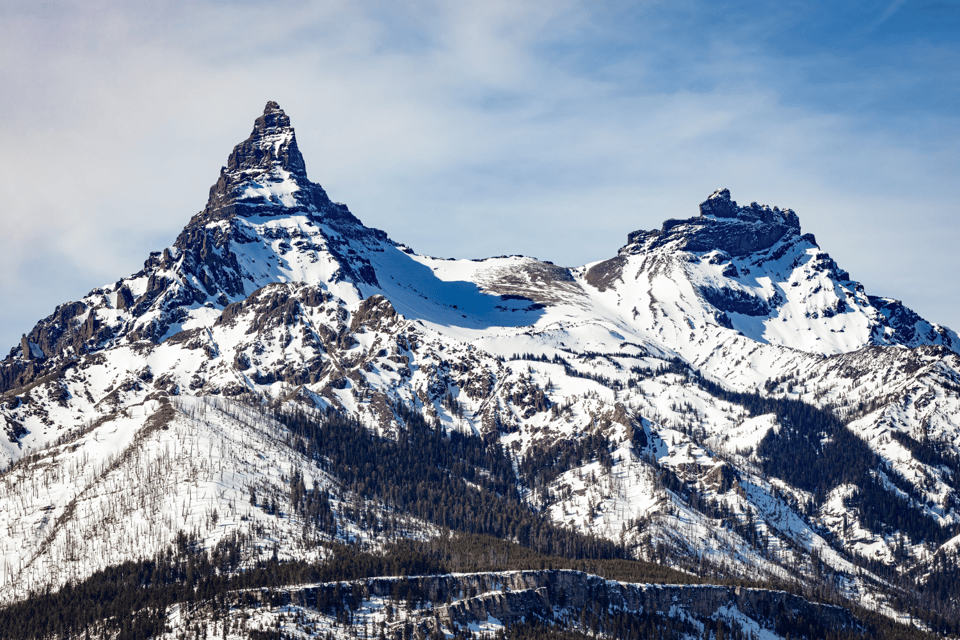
[624,187,801,257]
[252,571,858,637]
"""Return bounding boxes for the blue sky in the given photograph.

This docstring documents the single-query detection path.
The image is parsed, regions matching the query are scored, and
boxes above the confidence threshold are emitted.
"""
[1,0,958,351]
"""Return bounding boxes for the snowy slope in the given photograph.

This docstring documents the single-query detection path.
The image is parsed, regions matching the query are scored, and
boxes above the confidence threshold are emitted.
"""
[0,395,433,603]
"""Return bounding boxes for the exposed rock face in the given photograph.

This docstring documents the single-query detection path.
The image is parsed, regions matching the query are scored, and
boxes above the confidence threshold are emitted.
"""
[257,571,858,638]
[677,215,797,256]
[625,188,801,257]
[583,256,627,293]
[868,295,956,347]
[350,295,398,333]
[196,101,338,225]
[699,285,771,316]
[698,187,739,218]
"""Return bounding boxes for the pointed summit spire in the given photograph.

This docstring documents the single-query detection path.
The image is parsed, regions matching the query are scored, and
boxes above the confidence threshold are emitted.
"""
[224,101,307,180]
[199,101,324,222]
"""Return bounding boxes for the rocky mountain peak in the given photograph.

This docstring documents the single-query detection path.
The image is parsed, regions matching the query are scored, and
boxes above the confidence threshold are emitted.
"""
[0,104,392,395]
[196,101,327,224]
[698,187,800,229]
[622,189,803,257]
[225,101,306,179]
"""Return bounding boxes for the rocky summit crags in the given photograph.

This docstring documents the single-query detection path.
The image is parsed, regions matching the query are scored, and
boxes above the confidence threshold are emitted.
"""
[201,101,330,222]
[636,186,803,257]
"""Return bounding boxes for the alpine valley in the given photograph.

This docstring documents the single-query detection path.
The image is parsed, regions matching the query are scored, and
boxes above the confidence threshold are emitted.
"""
[2,102,960,640]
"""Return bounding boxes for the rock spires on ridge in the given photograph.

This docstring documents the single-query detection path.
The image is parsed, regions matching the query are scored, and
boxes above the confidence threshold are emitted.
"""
[622,188,803,257]
[698,187,800,229]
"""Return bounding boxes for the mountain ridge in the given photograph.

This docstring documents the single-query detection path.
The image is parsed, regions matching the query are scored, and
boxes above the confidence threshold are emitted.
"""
[4,103,956,391]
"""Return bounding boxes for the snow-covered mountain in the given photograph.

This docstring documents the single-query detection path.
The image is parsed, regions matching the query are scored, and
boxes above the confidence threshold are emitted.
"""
[2,101,960,638]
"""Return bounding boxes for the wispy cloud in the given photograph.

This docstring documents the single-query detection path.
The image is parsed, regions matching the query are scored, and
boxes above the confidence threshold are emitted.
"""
[871,0,910,30]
